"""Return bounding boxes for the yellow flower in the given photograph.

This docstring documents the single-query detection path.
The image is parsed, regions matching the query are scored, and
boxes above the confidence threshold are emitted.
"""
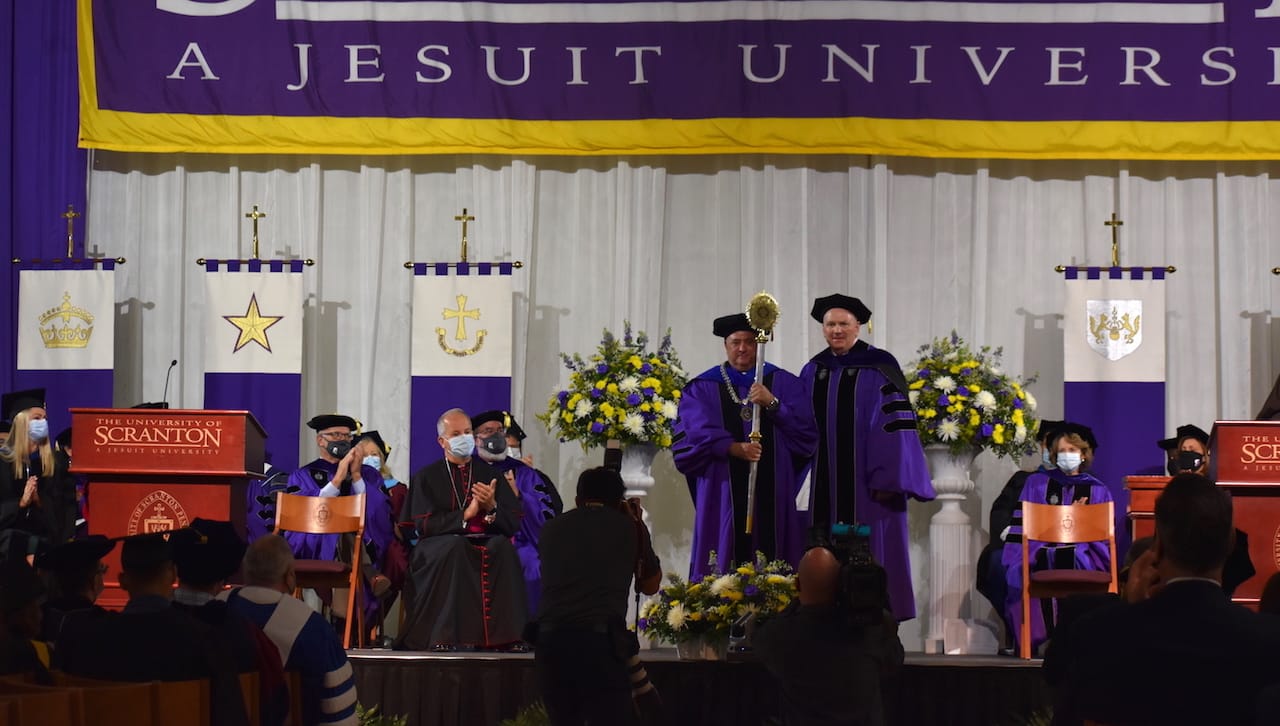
[688,611,703,621]
[949,365,961,374]
[650,357,661,365]
[672,390,681,400]
[561,412,573,423]
[568,393,583,408]
[607,383,619,394]
[968,384,981,393]
[600,402,615,418]
[658,434,673,447]
[640,402,652,412]
[969,412,980,427]
[908,380,926,390]
[993,427,1005,444]
[628,355,644,369]
[687,584,702,595]
[594,379,607,390]
[641,377,662,393]
[725,591,744,602]
[736,566,755,575]
[921,408,937,419]
[1012,409,1024,425]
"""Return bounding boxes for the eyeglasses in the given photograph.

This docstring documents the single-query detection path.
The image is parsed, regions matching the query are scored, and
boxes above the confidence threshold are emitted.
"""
[319,431,353,441]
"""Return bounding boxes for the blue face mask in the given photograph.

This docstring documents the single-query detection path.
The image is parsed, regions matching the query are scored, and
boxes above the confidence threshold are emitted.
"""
[28,419,49,442]
[362,455,381,470]
[1056,452,1082,473]
[448,433,475,458]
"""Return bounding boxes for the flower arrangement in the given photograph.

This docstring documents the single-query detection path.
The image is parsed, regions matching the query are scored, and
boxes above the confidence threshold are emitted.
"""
[638,554,797,645]
[538,322,688,450]
[904,331,1040,461]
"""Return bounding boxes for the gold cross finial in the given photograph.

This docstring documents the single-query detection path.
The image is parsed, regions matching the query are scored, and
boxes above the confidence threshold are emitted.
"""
[455,208,475,262]
[245,205,267,260]
[62,204,80,258]
[1105,212,1124,267]
[442,294,480,341]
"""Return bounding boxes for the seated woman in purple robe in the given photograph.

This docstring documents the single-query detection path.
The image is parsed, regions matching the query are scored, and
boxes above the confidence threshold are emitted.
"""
[1000,423,1111,655]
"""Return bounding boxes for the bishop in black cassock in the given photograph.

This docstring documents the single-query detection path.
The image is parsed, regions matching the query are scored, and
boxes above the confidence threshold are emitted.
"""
[395,408,527,650]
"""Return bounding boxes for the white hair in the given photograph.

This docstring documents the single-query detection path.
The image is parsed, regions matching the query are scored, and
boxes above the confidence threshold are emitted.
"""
[243,535,295,587]
[437,408,468,436]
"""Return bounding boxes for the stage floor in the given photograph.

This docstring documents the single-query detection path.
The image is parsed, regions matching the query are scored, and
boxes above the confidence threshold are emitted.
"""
[350,649,1052,726]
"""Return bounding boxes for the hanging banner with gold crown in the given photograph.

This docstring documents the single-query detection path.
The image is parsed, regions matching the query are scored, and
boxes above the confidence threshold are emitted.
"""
[408,210,519,471]
[14,206,119,432]
[1060,230,1171,559]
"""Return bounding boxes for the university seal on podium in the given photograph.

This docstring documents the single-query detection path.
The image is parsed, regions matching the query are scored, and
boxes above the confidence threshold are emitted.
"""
[127,490,191,535]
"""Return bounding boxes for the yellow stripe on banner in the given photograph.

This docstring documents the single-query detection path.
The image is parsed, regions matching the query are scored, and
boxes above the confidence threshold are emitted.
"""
[78,107,1280,160]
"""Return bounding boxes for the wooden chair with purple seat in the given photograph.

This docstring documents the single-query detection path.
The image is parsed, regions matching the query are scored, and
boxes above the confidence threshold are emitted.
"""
[273,492,367,649]
[1020,500,1118,659]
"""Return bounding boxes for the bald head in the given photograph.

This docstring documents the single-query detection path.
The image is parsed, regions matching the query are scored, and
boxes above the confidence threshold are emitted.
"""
[797,548,841,606]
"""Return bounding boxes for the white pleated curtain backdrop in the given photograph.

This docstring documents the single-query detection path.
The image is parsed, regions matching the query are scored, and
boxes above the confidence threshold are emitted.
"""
[88,153,1280,649]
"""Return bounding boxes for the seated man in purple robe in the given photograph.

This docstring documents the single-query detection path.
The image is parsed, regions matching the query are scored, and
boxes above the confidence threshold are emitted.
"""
[396,408,527,651]
[472,410,563,614]
[800,294,936,622]
[283,414,393,601]
[673,313,817,578]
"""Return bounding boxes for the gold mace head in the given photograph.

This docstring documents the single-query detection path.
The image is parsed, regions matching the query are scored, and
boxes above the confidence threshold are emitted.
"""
[746,291,780,334]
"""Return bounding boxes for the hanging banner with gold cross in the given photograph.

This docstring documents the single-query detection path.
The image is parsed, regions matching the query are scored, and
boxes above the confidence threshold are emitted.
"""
[410,262,516,472]
[202,258,306,471]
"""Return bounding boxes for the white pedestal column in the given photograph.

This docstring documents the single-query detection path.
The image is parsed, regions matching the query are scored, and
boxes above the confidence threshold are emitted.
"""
[924,445,976,654]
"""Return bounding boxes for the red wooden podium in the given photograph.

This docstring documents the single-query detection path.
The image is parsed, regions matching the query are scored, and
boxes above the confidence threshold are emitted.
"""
[1125,420,1280,607]
[69,408,265,608]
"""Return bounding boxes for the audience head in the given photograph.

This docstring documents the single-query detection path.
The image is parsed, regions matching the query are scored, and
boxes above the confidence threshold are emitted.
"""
[242,534,297,594]
[796,547,841,607]
[1119,536,1157,604]
[35,535,115,603]
[0,558,45,639]
[173,519,247,592]
[353,430,390,476]
[1153,473,1233,581]
[306,413,357,463]
[3,388,50,475]
[119,533,178,599]
[436,408,474,463]
[575,467,626,506]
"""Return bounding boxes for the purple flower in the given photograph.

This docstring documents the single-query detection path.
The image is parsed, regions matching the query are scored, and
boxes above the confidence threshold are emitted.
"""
[641,362,653,374]
[1013,398,1023,410]
[744,585,760,597]
[627,393,642,406]
[642,387,655,397]
[938,394,951,407]
[980,423,994,437]
[642,411,656,422]
[557,390,569,405]
[917,368,930,379]
[591,422,606,433]
[591,388,604,399]
[637,618,648,630]
[596,363,609,374]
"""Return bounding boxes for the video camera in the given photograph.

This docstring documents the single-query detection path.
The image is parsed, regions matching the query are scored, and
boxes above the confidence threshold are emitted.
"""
[810,522,891,627]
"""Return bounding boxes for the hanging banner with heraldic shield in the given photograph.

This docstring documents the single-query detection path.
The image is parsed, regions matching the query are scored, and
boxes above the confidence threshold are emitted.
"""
[1086,299,1143,362]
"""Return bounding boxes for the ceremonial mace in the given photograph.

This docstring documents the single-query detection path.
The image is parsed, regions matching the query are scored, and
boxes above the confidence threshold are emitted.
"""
[744,292,779,535]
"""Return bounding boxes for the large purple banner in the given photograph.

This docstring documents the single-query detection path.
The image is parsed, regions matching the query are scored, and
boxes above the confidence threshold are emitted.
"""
[80,1,1280,158]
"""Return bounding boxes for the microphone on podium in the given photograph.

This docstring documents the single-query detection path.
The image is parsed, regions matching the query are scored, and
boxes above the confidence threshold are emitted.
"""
[161,359,178,409]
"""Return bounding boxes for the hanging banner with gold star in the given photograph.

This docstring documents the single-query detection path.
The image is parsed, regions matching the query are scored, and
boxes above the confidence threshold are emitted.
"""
[202,259,305,470]
[410,262,515,471]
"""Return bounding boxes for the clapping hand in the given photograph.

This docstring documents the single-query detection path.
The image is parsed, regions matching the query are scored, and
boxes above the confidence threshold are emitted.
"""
[19,476,39,508]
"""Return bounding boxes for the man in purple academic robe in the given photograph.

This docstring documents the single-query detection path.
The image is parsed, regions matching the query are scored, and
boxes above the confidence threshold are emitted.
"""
[471,410,563,614]
[800,295,936,622]
[674,313,817,579]
[283,414,394,600]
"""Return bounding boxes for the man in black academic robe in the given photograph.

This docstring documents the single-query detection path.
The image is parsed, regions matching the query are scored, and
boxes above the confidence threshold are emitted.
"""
[396,407,527,651]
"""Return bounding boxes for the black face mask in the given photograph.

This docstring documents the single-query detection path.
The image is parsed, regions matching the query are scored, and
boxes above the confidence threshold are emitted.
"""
[1177,450,1204,474]
[326,440,352,459]
[479,433,508,456]
[1166,458,1180,477]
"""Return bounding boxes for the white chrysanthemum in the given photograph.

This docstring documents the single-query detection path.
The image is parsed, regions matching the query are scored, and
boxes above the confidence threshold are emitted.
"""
[973,391,997,410]
[933,376,957,393]
[709,574,738,595]
[943,351,958,361]
[1024,391,1037,410]
[661,401,679,419]
[670,364,685,377]
[1014,425,1028,443]
[667,603,687,629]
[908,390,920,406]
[937,419,961,441]
[990,366,1002,376]
[623,413,645,435]
[619,376,640,392]
[574,399,594,419]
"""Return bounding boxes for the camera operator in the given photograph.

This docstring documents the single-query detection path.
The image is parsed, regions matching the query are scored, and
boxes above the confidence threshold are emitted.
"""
[754,545,904,726]
[531,466,662,726]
